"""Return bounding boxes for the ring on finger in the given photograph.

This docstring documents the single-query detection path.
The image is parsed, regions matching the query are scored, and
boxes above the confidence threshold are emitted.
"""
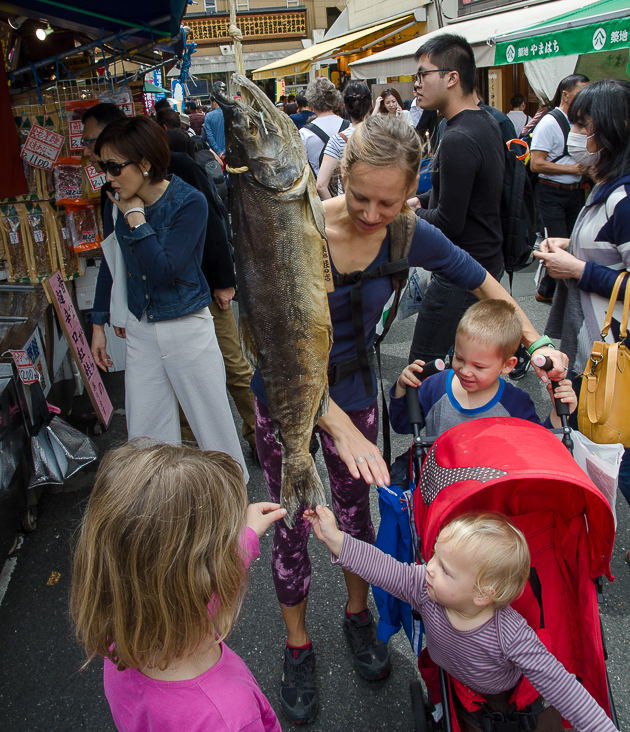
[367,453,376,460]
[355,456,366,464]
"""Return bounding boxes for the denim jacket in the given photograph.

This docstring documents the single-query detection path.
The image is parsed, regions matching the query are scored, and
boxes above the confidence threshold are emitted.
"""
[91,175,211,324]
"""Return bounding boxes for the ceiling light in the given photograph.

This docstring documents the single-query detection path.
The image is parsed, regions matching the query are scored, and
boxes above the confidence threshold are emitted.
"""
[8,16,28,30]
[36,24,54,41]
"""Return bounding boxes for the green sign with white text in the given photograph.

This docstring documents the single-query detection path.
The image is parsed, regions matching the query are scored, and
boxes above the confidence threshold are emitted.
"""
[495,15,630,65]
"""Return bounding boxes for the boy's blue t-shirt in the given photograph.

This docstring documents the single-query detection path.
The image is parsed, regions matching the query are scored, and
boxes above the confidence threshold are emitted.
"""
[388,369,552,436]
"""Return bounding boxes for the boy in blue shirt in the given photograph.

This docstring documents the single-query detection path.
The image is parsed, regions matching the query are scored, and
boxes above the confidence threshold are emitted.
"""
[390,300,577,435]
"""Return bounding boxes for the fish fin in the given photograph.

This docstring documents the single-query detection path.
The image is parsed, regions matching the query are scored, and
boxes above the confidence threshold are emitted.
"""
[315,387,329,423]
[281,457,326,529]
[239,313,258,370]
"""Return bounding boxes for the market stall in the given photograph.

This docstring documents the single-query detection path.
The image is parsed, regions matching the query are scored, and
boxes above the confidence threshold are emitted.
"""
[0,0,186,556]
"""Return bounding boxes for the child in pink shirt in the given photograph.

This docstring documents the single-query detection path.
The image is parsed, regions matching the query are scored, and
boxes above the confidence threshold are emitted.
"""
[71,441,285,732]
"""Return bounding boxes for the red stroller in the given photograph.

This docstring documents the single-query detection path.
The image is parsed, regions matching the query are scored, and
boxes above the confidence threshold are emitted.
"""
[408,416,618,731]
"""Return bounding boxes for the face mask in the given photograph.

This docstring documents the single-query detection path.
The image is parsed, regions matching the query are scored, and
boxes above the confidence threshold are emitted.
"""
[567,131,601,166]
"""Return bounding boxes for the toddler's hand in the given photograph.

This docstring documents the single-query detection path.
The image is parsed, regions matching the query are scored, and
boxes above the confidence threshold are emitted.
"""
[394,360,426,398]
[303,505,344,557]
[246,502,286,538]
[548,379,578,414]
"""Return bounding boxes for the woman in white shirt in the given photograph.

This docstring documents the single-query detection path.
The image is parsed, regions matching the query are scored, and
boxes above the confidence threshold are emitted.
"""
[373,87,413,127]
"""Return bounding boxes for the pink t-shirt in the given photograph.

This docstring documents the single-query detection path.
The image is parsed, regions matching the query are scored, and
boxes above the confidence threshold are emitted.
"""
[103,528,281,732]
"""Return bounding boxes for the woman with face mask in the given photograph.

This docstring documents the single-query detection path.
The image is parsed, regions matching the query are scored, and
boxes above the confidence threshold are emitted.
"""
[533,79,630,528]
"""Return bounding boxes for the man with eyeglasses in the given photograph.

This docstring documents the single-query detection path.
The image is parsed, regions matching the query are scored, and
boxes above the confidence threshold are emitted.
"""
[404,81,439,151]
[407,34,506,369]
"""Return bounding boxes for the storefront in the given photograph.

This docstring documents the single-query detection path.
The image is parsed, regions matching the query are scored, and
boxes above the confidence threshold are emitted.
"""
[348,0,600,111]
[0,0,186,555]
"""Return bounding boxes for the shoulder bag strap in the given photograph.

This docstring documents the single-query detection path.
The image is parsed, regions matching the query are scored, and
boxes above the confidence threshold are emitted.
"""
[548,108,571,161]
[601,272,628,338]
[586,341,618,426]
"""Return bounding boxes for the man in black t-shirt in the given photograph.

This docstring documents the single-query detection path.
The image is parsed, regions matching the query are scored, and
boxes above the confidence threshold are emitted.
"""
[408,34,505,364]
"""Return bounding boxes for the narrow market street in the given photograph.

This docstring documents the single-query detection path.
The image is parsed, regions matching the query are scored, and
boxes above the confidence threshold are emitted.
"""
[0,262,628,732]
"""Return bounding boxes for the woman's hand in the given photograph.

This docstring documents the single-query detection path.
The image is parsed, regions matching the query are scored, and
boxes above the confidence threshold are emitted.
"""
[530,346,569,384]
[538,237,570,253]
[406,196,421,210]
[303,505,343,557]
[246,502,287,537]
[113,326,126,339]
[91,324,112,371]
[394,360,426,398]
[533,241,586,280]
[213,287,235,310]
[396,105,403,118]
[106,191,145,217]
[318,400,390,487]
[548,379,578,428]
[372,96,383,115]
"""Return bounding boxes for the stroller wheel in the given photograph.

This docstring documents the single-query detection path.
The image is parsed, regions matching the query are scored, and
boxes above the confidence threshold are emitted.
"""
[410,680,428,732]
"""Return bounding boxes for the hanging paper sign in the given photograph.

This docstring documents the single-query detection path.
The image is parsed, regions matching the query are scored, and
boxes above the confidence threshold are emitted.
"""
[23,327,52,395]
[85,164,106,192]
[21,125,65,170]
[9,349,41,385]
[117,102,134,117]
[43,270,113,428]
[69,120,84,151]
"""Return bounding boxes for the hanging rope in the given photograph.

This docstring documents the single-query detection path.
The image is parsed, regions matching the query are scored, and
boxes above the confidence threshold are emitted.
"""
[228,0,245,76]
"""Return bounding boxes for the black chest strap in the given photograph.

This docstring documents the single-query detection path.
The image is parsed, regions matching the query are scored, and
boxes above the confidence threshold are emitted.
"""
[331,258,409,397]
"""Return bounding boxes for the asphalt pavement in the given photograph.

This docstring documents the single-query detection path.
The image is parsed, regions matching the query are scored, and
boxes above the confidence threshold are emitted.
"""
[0,262,628,732]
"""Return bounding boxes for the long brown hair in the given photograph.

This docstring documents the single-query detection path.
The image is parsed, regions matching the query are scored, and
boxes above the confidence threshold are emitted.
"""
[379,88,404,115]
[70,441,248,671]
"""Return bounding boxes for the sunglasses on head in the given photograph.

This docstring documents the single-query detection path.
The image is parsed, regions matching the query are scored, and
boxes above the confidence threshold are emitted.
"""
[97,159,135,176]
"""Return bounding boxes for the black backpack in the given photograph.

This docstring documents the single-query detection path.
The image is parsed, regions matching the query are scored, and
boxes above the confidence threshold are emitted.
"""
[195,149,228,206]
[303,119,351,173]
[500,145,536,287]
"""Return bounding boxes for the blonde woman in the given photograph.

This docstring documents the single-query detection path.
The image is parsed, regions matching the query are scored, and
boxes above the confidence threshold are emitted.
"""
[252,114,568,723]
[71,442,286,731]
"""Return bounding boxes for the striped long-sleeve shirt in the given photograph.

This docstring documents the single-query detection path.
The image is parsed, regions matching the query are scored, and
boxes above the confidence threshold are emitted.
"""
[333,534,615,732]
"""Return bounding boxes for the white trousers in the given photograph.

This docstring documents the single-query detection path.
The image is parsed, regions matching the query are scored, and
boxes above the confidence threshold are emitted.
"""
[124,308,249,482]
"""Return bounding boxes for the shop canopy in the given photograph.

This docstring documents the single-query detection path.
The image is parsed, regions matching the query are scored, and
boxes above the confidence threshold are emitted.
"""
[143,81,168,93]
[0,0,187,40]
[349,0,595,78]
[252,12,424,80]
[493,0,630,65]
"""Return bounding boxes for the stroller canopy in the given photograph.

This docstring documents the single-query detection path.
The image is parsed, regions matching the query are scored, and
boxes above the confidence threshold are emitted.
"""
[414,417,614,580]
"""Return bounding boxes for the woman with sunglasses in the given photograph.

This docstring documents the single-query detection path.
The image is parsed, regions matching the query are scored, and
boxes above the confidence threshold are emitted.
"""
[89,115,247,478]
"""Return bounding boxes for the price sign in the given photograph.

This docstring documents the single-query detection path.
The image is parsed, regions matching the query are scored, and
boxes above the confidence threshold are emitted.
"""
[85,164,106,192]
[118,102,134,117]
[69,120,84,151]
[21,125,65,170]
[9,350,41,385]
[43,270,113,428]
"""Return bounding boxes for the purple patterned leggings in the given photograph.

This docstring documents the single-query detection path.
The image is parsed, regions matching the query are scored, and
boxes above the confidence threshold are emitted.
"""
[254,398,377,607]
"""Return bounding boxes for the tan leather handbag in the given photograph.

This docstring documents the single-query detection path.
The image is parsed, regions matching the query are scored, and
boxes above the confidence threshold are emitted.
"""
[578,271,630,447]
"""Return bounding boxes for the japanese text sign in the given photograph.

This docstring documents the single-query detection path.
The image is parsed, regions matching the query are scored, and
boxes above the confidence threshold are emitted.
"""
[43,271,113,428]
[85,164,106,192]
[9,349,41,385]
[21,125,65,170]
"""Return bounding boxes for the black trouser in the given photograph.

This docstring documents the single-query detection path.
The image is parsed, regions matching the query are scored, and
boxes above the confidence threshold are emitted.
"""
[535,184,583,299]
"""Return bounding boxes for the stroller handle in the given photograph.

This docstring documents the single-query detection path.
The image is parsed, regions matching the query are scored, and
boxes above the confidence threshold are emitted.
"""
[405,359,445,426]
[532,354,574,453]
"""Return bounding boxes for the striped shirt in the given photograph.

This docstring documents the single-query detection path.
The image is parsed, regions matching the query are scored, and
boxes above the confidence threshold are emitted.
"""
[334,535,615,732]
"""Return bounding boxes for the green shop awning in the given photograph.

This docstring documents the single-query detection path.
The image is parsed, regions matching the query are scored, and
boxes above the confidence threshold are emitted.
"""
[493,0,630,65]
[144,81,169,93]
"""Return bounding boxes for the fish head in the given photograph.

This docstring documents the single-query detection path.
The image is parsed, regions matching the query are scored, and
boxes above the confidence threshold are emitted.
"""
[214,73,307,191]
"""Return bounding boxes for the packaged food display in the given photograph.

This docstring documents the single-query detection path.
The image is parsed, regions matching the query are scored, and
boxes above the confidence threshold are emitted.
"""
[54,157,83,205]
[45,203,80,279]
[25,202,56,280]
[0,204,31,282]
[67,203,101,253]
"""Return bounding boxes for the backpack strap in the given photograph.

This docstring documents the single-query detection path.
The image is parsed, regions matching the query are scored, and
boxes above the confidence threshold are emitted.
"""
[548,108,571,163]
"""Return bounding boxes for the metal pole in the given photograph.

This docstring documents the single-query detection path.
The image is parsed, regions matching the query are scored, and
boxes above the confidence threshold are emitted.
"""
[9,15,171,80]
[227,0,245,76]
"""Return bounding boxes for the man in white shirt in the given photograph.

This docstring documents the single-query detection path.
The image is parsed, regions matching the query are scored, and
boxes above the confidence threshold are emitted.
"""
[530,74,589,301]
[507,93,531,137]
[299,78,345,176]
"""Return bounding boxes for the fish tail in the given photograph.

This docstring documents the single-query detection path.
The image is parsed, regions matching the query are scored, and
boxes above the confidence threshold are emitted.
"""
[281,457,326,529]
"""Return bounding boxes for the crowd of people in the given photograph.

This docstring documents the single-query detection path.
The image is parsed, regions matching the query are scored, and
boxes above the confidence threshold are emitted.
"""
[74,31,629,732]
